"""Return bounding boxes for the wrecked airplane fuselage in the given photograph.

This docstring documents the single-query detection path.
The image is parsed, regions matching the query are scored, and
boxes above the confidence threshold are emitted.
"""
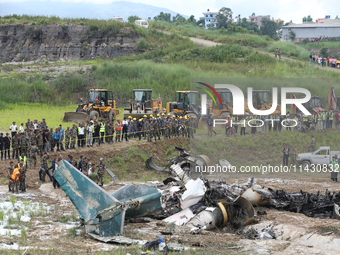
[54,160,162,237]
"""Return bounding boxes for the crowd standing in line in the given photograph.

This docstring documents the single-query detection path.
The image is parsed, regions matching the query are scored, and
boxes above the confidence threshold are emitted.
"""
[309,53,339,68]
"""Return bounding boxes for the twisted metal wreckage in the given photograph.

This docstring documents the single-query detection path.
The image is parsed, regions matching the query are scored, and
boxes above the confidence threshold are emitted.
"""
[54,147,340,243]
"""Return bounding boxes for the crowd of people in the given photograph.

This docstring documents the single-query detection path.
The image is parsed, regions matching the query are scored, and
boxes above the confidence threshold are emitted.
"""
[1,114,197,163]
[309,53,339,68]
[308,36,328,42]
[5,151,107,193]
[205,110,340,136]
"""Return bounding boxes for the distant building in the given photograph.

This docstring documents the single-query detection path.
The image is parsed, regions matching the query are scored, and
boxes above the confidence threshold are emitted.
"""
[248,14,270,27]
[282,19,340,42]
[203,9,219,29]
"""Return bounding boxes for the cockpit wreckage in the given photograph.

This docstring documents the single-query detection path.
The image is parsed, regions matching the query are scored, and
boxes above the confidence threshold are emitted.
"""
[54,148,340,243]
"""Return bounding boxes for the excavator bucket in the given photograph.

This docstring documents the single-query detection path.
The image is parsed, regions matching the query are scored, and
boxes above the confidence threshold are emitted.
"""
[63,111,89,123]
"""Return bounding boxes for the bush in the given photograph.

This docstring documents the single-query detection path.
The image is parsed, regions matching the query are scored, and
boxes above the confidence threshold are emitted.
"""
[137,38,149,50]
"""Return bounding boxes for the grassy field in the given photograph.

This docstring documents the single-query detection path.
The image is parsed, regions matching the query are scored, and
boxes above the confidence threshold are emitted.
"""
[0,103,124,131]
[150,21,271,47]
[191,128,340,179]
[299,41,340,49]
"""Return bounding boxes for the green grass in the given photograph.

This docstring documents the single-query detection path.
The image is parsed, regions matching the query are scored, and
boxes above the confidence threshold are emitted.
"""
[191,128,340,178]
[0,103,76,131]
[150,21,271,47]
[0,14,147,36]
[267,41,310,60]
[300,41,340,49]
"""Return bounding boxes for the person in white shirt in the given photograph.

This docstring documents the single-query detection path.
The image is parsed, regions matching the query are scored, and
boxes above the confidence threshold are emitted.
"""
[9,122,17,138]
[19,123,25,134]
[122,117,129,142]
[86,121,93,147]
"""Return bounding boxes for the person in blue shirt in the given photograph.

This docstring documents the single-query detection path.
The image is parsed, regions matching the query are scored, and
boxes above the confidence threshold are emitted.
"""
[52,129,61,152]
[49,155,60,189]
[59,125,65,151]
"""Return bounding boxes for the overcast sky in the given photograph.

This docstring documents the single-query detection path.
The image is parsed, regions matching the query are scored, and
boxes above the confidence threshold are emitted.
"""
[1,0,339,23]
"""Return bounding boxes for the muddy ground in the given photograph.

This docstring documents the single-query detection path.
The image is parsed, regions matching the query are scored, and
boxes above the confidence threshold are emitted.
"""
[0,137,340,254]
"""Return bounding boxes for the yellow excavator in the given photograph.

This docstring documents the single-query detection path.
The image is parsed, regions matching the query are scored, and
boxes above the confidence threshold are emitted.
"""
[123,89,163,119]
[63,89,121,123]
[251,90,281,115]
[166,91,201,117]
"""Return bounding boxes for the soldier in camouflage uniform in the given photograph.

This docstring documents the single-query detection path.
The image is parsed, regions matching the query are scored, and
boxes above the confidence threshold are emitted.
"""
[172,116,177,138]
[164,116,170,139]
[39,153,50,182]
[19,133,27,156]
[37,130,44,154]
[65,126,71,150]
[29,145,39,168]
[146,119,154,142]
[153,118,161,141]
[19,162,27,192]
[106,121,114,144]
[178,117,185,137]
[81,157,88,174]
[48,128,53,151]
[70,124,77,149]
[189,116,195,139]
[12,134,20,160]
[7,161,14,192]
[96,158,106,186]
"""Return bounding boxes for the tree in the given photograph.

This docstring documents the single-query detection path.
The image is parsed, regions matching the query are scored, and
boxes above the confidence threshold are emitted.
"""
[172,14,186,23]
[237,17,261,35]
[188,15,196,24]
[260,18,283,40]
[128,15,141,23]
[289,30,296,40]
[206,23,216,30]
[154,12,171,22]
[216,7,233,29]
[196,18,205,27]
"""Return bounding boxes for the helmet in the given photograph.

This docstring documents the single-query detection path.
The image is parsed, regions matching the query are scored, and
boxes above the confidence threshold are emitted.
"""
[184,116,187,119]
[161,113,165,116]
[143,115,147,118]
[157,114,160,116]
[167,113,171,116]
[117,118,120,121]
[139,119,142,122]
[150,114,153,117]
[128,116,132,119]
[180,116,182,119]
[133,118,136,120]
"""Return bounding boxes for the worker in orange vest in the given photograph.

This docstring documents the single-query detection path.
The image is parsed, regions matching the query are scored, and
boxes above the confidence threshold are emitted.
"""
[115,119,122,142]
[9,163,21,193]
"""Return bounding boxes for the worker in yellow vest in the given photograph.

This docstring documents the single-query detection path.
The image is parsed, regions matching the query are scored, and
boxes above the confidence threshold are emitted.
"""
[78,123,85,148]
[100,119,106,144]
[19,152,27,167]
[329,111,334,129]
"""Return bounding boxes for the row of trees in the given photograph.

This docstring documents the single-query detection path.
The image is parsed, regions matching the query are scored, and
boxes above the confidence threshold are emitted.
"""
[147,8,285,40]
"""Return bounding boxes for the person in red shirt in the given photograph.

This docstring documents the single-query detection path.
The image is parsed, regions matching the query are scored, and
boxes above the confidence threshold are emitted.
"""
[335,111,340,129]
[327,57,330,67]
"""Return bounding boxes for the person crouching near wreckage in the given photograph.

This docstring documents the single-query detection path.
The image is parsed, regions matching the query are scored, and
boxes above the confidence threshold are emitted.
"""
[330,155,339,182]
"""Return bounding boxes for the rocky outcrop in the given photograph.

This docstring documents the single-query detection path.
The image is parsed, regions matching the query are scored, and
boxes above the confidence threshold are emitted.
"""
[0,24,141,62]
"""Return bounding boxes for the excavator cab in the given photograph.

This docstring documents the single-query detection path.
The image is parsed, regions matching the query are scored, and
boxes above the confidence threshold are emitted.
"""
[133,89,152,104]
[252,90,269,109]
[123,89,162,119]
[87,90,114,108]
[176,91,198,111]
